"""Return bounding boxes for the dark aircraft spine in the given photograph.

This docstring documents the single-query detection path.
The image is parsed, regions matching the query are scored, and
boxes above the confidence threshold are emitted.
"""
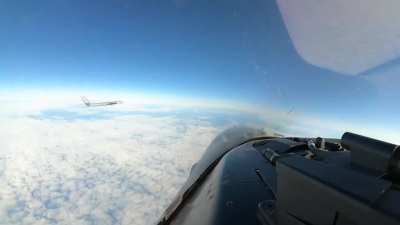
[158,127,400,225]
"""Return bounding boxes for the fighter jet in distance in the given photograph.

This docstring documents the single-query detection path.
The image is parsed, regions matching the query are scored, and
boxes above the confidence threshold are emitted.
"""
[81,96,122,107]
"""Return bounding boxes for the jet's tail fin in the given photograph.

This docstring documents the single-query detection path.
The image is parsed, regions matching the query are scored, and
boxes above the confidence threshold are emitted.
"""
[81,96,91,106]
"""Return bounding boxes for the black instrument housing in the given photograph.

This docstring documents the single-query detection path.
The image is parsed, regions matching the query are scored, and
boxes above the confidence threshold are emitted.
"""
[158,127,400,225]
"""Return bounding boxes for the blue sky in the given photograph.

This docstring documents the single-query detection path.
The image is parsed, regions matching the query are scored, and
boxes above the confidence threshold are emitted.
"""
[0,0,398,127]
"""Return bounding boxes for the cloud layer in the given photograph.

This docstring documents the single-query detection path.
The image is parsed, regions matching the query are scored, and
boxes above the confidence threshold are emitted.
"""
[0,94,227,225]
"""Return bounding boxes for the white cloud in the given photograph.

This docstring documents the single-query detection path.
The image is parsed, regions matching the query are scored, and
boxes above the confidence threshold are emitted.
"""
[0,95,222,225]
